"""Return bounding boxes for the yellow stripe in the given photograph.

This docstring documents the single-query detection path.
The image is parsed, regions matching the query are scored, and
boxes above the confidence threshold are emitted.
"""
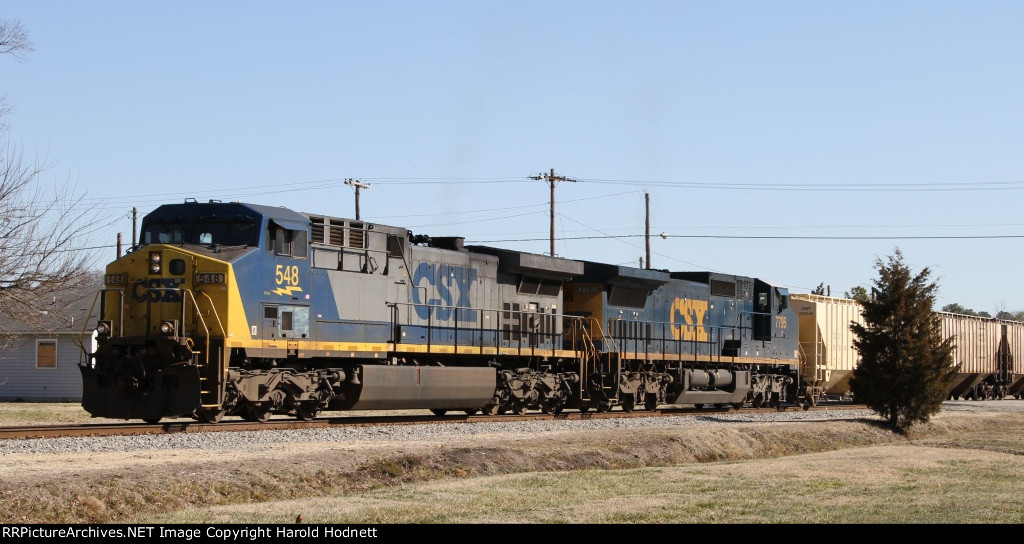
[616,352,798,365]
[224,338,796,365]
[225,338,583,359]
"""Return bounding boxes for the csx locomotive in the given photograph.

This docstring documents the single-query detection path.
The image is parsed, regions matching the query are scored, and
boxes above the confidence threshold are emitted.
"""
[79,199,804,423]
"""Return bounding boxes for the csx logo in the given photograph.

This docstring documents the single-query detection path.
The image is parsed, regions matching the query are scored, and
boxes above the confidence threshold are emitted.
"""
[132,278,184,302]
[411,262,478,321]
[670,298,708,341]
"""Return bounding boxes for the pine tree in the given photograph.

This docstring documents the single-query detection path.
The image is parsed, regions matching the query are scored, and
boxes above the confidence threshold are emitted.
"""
[849,249,958,431]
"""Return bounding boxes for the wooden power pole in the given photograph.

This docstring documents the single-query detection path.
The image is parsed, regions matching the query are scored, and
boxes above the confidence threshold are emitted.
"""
[645,192,651,269]
[529,168,578,257]
[345,178,370,220]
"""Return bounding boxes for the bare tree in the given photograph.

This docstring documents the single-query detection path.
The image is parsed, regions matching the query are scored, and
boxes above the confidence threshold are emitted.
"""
[0,20,32,60]
[1,20,102,329]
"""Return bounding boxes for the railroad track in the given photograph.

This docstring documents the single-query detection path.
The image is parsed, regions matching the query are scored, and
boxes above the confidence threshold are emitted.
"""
[0,403,869,441]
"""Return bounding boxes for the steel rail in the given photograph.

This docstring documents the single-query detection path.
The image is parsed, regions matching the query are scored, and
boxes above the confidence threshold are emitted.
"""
[0,403,869,441]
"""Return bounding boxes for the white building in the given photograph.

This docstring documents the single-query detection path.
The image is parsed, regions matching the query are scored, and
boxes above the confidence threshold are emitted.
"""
[0,287,100,402]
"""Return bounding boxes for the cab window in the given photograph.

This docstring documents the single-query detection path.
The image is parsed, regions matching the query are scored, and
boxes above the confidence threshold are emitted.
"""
[267,224,308,258]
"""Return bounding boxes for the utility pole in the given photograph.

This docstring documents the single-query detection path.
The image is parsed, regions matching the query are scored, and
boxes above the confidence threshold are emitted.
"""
[345,178,370,220]
[529,168,578,257]
[644,192,651,269]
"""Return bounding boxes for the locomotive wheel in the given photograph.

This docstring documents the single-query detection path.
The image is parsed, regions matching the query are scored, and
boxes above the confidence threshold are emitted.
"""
[197,409,225,424]
[730,402,744,410]
[247,404,271,423]
[430,409,448,416]
[596,401,611,413]
[644,393,658,411]
[464,409,479,415]
[579,404,590,413]
[513,402,528,415]
[481,403,498,416]
[769,393,781,409]
[296,404,318,421]
[541,399,564,414]
[752,393,764,409]
[620,393,635,413]
[493,389,511,415]
[143,418,161,425]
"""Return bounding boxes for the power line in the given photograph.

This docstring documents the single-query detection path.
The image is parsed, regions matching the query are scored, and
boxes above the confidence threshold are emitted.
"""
[581,178,1024,191]
[61,229,1024,256]
[53,175,1024,215]
[469,233,1024,243]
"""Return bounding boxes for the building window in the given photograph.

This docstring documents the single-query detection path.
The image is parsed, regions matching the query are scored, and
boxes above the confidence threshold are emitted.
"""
[37,340,57,369]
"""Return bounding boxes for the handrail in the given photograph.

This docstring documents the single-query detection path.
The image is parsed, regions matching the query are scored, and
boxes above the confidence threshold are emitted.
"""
[797,338,828,383]
[386,301,575,358]
[600,317,748,364]
[196,291,227,338]
[74,288,124,365]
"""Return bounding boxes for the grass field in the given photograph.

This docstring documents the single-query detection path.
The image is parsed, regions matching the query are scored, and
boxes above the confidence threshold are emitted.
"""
[1,401,1022,524]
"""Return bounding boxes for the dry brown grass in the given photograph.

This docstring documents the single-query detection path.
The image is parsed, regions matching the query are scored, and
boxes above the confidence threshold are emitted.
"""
[1,403,1022,524]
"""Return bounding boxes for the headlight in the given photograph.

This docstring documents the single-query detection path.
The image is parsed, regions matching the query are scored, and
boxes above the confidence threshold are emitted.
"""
[159,320,177,336]
[149,251,162,274]
[96,320,112,337]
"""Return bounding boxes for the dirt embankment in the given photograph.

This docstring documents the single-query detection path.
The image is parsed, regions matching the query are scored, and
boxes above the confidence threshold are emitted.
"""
[2,406,1022,524]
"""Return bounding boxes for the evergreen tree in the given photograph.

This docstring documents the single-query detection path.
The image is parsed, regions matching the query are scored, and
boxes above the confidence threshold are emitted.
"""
[941,303,974,315]
[845,285,869,302]
[849,249,958,431]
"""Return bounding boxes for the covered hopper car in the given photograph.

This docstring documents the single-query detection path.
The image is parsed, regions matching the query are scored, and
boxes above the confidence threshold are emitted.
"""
[792,294,1024,402]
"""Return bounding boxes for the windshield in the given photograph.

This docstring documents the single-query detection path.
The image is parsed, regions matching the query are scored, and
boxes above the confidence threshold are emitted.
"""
[193,220,258,246]
[141,222,186,244]
[141,218,259,246]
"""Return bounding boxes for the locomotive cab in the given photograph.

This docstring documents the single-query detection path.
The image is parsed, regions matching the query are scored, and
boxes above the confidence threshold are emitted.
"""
[80,200,307,422]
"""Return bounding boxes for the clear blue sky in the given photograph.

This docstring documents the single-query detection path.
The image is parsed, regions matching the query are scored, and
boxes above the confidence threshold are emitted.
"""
[5,1,1024,313]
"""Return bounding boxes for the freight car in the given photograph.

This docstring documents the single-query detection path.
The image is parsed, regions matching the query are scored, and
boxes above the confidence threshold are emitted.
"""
[792,294,1024,402]
[791,293,864,405]
[78,199,802,423]
[938,312,1024,400]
